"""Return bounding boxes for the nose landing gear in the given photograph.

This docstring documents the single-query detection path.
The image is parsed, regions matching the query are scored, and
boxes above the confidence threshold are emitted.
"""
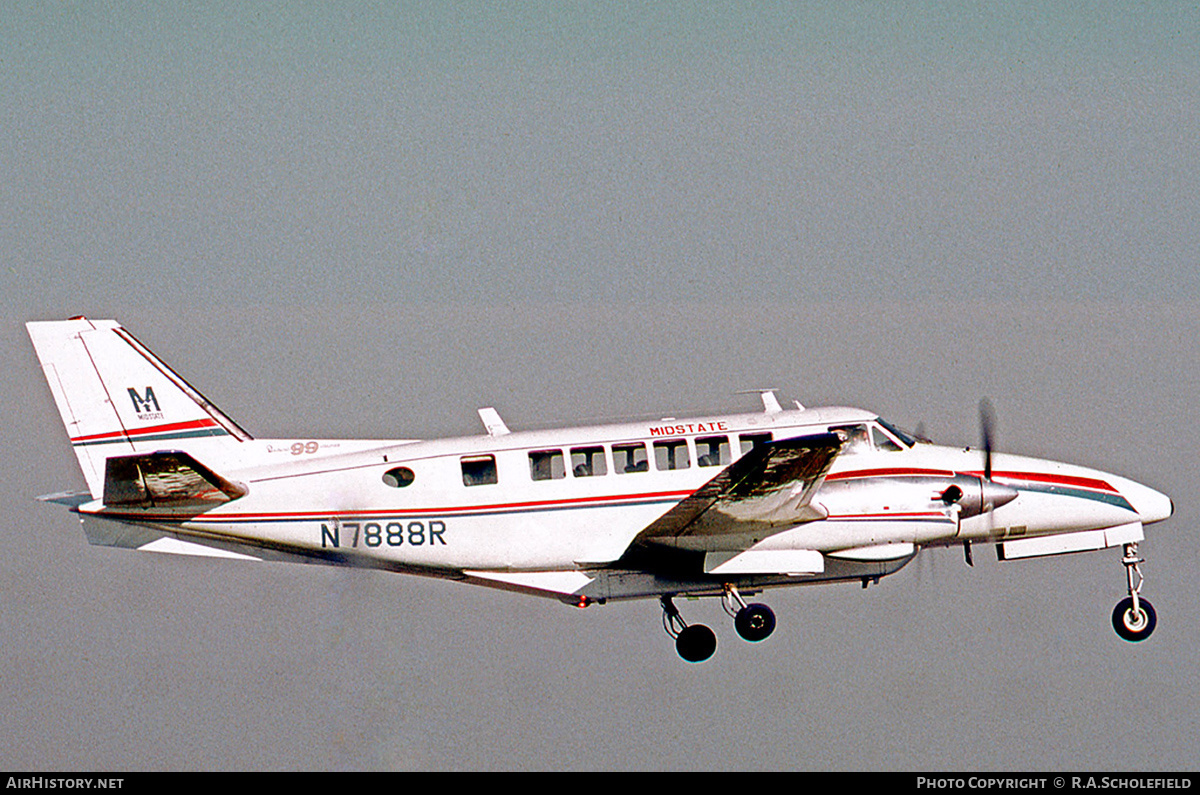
[1113,543,1156,642]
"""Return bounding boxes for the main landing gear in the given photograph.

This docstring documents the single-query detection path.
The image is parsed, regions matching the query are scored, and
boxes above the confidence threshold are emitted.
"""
[723,584,777,643]
[1113,542,1156,642]
[661,596,717,663]
[660,586,778,662]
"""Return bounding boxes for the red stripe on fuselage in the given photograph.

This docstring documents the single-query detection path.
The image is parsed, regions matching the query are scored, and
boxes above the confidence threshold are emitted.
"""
[92,488,698,522]
[828,466,1118,494]
[826,511,951,520]
[971,470,1117,494]
[92,467,1121,524]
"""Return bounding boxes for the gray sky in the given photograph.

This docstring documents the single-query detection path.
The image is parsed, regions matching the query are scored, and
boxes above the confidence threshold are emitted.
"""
[3,2,1198,770]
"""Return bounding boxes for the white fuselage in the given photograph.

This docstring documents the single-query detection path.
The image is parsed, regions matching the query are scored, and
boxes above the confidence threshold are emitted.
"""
[29,318,1171,646]
[80,405,1172,580]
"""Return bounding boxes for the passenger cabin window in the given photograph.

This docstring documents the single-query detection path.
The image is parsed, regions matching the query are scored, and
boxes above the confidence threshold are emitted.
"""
[696,435,730,467]
[614,442,649,473]
[462,455,498,486]
[529,450,565,481]
[653,438,690,471]
[382,467,415,488]
[571,446,607,477]
[739,432,773,455]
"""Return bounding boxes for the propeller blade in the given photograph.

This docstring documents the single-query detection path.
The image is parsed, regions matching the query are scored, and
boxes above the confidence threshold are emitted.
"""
[979,398,996,481]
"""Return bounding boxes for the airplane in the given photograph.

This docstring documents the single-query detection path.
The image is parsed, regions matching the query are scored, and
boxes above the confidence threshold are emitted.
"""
[26,317,1173,662]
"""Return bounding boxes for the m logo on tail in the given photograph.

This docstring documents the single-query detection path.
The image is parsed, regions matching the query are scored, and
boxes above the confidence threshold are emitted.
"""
[128,386,162,418]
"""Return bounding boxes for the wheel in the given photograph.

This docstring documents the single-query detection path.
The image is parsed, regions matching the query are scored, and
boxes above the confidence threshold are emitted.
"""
[1112,596,1157,642]
[675,624,717,662]
[734,603,776,642]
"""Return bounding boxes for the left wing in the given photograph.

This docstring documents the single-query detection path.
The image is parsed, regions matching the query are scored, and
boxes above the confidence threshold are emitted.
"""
[631,433,843,552]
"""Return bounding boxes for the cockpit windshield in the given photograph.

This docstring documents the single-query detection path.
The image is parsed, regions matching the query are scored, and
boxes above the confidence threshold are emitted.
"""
[876,417,919,447]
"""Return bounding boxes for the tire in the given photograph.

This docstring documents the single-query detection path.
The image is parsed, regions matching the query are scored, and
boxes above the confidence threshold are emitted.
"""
[734,603,776,642]
[675,624,717,662]
[1112,596,1157,642]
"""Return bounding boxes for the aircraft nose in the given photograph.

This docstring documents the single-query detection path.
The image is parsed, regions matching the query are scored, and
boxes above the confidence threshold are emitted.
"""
[1120,480,1174,525]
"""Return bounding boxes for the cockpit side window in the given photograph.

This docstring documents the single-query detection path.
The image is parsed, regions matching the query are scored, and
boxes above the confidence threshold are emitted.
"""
[829,424,871,455]
[871,425,903,452]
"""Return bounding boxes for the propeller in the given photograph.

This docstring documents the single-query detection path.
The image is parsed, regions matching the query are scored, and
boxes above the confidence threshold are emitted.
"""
[973,398,997,567]
[937,398,1017,566]
[979,397,996,482]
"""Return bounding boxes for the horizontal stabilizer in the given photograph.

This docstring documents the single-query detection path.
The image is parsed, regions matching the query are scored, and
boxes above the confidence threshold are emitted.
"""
[79,517,260,560]
[36,490,93,508]
[103,451,248,508]
[465,570,595,597]
[138,537,261,561]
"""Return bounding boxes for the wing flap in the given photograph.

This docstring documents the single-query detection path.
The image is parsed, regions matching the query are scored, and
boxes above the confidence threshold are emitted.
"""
[635,433,842,549]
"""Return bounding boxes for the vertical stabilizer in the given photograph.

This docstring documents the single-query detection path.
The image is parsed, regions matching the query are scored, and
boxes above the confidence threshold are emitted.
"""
[26,318,251,497]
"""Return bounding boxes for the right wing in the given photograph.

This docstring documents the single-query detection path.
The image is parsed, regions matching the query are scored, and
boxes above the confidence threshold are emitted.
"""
[631,432,843,552]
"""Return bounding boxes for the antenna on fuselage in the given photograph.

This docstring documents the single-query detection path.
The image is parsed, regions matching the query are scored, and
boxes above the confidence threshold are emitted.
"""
[738,389,798,413]
[478,407,510,436]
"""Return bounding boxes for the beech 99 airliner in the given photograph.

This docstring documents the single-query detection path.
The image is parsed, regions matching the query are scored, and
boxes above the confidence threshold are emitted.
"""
[27,318,1173,661]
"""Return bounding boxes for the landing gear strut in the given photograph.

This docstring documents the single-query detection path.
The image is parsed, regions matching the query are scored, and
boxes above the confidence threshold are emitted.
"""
[661,596,716,663]
[660,588,778,661]
[1113,542,1156,642]
[723,585,776,643]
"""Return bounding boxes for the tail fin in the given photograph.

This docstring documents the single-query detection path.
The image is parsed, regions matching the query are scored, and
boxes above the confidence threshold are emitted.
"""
[26,317,251,497]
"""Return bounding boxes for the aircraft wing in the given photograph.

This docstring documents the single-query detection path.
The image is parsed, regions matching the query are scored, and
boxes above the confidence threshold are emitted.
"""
[631,432,843,552]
